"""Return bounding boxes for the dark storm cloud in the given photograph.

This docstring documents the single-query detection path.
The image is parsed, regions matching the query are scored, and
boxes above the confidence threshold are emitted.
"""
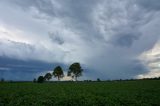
[0,56,67,80]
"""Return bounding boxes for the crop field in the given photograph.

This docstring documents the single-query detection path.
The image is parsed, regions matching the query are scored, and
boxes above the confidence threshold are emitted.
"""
[0,80,160,106]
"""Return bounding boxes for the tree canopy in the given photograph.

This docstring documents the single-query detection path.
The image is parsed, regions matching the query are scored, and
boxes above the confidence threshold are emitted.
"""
[68,62,83,81]
[37,76,44,83]
[44,73,52,81]
[53,66,64,81]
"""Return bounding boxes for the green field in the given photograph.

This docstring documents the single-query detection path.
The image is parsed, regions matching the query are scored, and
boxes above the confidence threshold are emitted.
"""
[0,80,160,106]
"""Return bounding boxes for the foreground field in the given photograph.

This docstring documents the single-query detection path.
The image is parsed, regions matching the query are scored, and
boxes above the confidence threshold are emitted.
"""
[0,80,160,106]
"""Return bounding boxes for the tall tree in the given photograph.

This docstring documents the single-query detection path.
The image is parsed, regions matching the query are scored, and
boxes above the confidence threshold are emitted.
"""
[68,62,83,81]
[53,66,64,81]
[44,73,52,81]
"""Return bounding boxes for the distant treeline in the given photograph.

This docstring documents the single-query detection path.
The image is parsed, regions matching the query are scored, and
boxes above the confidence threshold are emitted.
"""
[1,77,160,83]
[35,62,83,83]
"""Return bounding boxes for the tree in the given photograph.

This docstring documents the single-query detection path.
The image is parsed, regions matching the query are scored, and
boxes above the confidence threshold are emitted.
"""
[37,76,44,83]
[44,73,52,81]
[53,66,64,81]
[68,62,83,81]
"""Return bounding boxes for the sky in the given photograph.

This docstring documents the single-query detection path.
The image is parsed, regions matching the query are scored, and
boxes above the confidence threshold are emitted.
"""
[0,0,160,81]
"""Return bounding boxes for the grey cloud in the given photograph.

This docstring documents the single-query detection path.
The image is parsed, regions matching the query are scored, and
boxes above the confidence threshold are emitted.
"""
[6,0,56,14]
[115,34,139,47]
[93,0,153,48]
[0,40,35,60]
[86,45,148,80]
[111,32,140,47]
[0,39,70,63]
[49,32,64,45]
[136,0,160,11]
[10,0,100,38]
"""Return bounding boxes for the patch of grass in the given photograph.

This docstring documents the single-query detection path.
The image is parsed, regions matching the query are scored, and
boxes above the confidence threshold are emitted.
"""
[0,80,160,106]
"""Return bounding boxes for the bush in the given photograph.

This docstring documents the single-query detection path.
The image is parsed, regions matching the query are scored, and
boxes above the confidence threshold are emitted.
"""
[97,78,101,82]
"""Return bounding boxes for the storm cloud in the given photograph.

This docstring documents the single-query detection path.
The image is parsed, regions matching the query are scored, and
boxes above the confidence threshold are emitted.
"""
[0,0,160,80]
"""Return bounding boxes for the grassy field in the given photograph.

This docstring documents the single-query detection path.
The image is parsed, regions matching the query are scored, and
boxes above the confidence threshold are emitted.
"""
[0,80,160,106]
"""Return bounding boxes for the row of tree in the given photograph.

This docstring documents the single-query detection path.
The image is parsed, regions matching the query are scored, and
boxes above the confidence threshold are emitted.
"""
[36,62,83,83]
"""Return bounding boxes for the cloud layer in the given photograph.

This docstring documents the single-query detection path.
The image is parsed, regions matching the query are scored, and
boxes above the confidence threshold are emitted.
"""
[0,0,160,80]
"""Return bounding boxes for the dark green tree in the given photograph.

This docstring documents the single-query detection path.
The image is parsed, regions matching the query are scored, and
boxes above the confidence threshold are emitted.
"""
[37,76,44,83]
[53,66,64,81]
[44,73,52,81]
[68,62,83,81]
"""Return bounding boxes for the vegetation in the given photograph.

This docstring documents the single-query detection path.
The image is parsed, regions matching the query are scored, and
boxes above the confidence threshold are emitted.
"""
[37,76,44,83]
[53,66,64,81]
[0,80,160,106]
[97,78,101,82]
[36,62,83,82]
[68,62,83,81]
[44,73,52,81]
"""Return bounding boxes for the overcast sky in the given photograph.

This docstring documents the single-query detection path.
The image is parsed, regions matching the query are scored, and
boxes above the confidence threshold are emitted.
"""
[0,0,160,81]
